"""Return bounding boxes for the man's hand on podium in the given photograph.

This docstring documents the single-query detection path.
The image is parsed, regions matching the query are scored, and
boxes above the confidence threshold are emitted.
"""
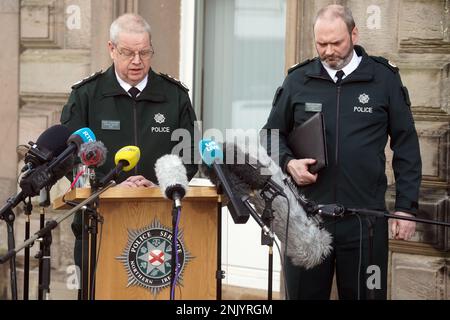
[119,175,155,188]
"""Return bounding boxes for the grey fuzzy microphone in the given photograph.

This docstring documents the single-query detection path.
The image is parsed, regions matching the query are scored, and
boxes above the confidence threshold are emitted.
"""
[155,154,189,208]
[78,140,108,168]
[227,139,333,269]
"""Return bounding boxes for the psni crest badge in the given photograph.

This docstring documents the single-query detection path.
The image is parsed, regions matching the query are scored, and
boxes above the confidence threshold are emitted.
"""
[116,219,193,296]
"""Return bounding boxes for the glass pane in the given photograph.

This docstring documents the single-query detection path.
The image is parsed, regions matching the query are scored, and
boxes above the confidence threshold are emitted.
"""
[203,0,286,133]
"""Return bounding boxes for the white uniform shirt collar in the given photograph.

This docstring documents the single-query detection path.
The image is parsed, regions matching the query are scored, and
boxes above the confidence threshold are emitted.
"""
[115,70,148,97]
[321,49,362,83]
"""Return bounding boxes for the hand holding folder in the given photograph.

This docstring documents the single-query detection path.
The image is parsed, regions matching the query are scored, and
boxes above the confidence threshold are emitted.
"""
[287,112,328,174]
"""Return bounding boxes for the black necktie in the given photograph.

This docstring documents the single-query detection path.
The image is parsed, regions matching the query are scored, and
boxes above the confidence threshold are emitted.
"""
[128,87,140,99]
[335,70,345,84]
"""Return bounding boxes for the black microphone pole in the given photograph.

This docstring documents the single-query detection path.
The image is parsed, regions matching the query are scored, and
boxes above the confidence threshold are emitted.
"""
[170,204,178,300]
[258,183,283,300]
[0,191,25,300]
[23,197,33,300]
[0,181,117,300]
[88,167,101,300]
[37,187,50,300]
[315,205,450,300]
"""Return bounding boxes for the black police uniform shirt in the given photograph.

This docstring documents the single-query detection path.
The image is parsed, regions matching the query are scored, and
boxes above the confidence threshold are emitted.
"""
[263,45,421,215]
[60,66,198,184]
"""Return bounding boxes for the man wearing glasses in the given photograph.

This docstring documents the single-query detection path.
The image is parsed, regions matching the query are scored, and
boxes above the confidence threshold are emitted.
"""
[60,13,198,277]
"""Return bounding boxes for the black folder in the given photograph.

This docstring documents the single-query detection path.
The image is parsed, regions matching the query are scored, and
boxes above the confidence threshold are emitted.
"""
[288,112,328,174]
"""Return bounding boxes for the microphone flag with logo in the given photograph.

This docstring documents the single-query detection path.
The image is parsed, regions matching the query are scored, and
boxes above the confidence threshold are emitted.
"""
[19,127,96,197]
[199,139,250,224]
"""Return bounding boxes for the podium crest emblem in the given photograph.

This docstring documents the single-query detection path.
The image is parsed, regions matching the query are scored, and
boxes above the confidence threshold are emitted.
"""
[116,218,193,295]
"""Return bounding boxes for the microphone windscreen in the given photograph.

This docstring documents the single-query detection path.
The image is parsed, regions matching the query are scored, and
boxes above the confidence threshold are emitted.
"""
[155,154,188,199]
[35,125,72,157]
[79,141,108,167]
[115,146,140,172]
[52,154,76,181]
[223,142,269,190]
[249,145,332,269]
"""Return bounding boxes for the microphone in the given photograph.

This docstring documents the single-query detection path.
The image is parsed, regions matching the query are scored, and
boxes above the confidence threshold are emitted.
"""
[199,139,273,237]
[221,139,333,269]
[155,155,188,208]
[78,141,108,168]
[199,139,250,224]
[19,127,96,197]
[223,142,286,198]
[99,146,140,186]
[223,142,320,215]
[46,127,96,172]
[22,125,72,172]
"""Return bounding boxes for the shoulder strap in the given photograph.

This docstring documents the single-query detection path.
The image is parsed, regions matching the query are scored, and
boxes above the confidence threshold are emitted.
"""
[370,56,399,73]
[159,73,189,93]
[288,58,314,74]
[71,70,103,89]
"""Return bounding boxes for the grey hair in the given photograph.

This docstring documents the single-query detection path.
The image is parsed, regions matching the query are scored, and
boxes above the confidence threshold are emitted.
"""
[314,4,355,34]
[110,13,152,45]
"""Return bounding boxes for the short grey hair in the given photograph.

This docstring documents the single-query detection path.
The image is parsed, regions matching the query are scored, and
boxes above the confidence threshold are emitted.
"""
[314,4,355,34]
[110,13,152,45]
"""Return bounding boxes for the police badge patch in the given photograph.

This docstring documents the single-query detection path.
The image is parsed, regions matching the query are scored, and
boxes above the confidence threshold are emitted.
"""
[116,219,193,296]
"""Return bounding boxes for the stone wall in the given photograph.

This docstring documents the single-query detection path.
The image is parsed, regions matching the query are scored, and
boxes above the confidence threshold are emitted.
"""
[286,0,450,299]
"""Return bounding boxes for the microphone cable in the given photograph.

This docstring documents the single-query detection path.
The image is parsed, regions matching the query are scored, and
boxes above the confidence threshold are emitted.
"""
[281,196,290,300]
[356,214,363,301]
[91,211,104,300]
[170,206,182,300]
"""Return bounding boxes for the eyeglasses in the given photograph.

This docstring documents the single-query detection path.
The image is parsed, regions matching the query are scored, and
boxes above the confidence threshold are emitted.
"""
[114,45,154,60]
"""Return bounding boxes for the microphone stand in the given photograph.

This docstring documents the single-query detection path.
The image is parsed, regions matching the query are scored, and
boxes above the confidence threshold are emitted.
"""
[170,204,178,300]
[315,204,450,300]
[23,197,33,300]
[0,181,116,300]
[213,183,225,300]
[0,191,26,300]
[87,170,101,300]
[37,187,50,300]
[216,194,224,300]
[259,183,282,301]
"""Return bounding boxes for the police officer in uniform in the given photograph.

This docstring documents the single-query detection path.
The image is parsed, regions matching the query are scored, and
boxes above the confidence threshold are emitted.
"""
[262,5,421,299]
[60,14,198,273]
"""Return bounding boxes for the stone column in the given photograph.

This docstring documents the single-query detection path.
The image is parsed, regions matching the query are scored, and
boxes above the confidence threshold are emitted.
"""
[0,0,19,299]
[138,0,181,77]
[91,1,116,72]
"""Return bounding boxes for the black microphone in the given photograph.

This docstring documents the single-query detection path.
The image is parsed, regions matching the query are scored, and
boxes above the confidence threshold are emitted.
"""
[46,127,96,173]
[223,142,286,197]
[223,142,321,215]
[199,139,250,224]
[22,125,72,172]
[220,139,333,269]
[155,155,188,208]
[19,128,96,197]
[199,140,274,238]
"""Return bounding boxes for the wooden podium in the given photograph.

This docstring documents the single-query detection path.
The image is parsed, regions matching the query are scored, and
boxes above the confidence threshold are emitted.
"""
[54,186,219,300]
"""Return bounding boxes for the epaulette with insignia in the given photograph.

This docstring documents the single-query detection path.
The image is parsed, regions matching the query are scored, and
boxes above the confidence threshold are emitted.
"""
[159,73,189,93]
[71,70,103,89]
[370,56,399,73]
[288,58,313,74]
